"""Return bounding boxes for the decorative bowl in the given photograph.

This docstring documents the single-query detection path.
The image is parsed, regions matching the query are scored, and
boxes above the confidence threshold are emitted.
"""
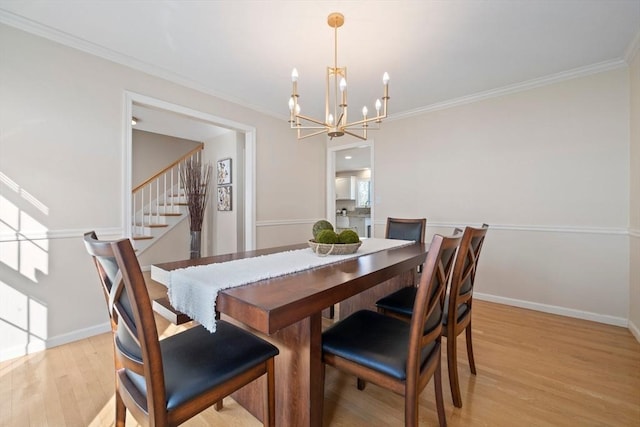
[308,239,362,256]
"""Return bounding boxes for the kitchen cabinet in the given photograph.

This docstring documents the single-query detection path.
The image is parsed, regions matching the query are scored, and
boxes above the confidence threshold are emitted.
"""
[355,178,371,207]
[335,176,356,200]
[348,216,371,238]
[349,216,364,237]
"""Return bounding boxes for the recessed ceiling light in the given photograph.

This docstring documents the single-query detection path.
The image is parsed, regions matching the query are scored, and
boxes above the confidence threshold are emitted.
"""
[345,155,352,160]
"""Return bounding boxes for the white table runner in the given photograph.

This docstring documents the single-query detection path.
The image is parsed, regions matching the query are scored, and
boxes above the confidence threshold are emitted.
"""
[156,238,415,332]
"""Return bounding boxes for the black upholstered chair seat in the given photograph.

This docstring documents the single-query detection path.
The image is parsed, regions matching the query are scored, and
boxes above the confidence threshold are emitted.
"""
[376,289,469,327]
[124,321,279,411]
[376,286,417,318]
[322,310,436,381]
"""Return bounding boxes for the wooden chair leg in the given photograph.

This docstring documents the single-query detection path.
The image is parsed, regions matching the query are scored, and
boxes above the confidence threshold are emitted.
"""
[447,333,463,408]
[434,355,447,427]
[357,378,367,390]
[265,358,276,427]
[115,390,126,427]
[405,381,419,427]
[215,400,223,411]
[465,322,477,375]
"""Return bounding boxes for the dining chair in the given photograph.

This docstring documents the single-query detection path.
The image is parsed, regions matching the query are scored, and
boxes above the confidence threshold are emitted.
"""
[375,224,489,408]
[386,217,427,243]
[386,217,427,276]
[83,231,279,427]
[321,233,461,427]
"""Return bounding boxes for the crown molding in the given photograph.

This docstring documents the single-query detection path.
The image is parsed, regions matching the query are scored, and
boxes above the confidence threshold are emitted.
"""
[390,59,628,121]
[0,10,282,120]
[0,9,634,126]
[624,29,640,64]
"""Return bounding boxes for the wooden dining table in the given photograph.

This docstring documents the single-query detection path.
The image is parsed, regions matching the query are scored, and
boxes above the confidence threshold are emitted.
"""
[151,241,428,427]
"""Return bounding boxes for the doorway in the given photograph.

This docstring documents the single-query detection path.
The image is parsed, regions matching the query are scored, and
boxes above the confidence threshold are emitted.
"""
[124,92,257,252]
[326,141,374,238]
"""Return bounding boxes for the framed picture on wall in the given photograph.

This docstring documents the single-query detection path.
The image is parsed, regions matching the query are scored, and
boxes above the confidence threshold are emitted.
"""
[217,186,232,211]
[217,158,232,185]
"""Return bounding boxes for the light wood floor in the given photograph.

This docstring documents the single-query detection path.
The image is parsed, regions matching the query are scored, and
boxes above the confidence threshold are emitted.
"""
[1,279,639,426]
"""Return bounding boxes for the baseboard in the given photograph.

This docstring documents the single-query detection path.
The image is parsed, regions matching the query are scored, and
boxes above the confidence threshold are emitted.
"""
[629,319,640,343]
[0,321,111,363]
[46,321,111,348]
[474,292,628,327]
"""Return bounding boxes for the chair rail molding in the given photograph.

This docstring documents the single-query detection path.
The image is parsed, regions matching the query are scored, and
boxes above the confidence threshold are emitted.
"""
[373,220,629,237]
[0,227,123,242]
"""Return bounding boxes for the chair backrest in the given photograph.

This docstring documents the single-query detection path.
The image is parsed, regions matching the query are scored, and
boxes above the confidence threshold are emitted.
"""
[84,232,167,424]
[447,224,489,326]
[406,233,461,385]
[385,217,427,243]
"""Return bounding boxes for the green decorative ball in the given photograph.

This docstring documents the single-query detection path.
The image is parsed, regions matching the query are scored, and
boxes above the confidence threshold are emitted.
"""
[312,220,334,240]
[316,229,339,244]
[338,229,360,244]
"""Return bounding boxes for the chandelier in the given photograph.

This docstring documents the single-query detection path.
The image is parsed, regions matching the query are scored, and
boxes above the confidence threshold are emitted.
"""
[288,12,389,141]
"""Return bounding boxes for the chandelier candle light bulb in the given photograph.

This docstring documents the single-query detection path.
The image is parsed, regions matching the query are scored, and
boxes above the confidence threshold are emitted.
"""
[288,12,390,140]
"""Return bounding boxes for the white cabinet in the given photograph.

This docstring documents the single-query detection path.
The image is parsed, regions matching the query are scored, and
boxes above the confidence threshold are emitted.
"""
[335,176,356,200]
[349,216,365,237]
[355,178,371,207]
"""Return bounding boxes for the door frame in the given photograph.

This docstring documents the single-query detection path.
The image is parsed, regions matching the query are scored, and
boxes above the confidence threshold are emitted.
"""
[124,91,256,250]
[326,140,374,236]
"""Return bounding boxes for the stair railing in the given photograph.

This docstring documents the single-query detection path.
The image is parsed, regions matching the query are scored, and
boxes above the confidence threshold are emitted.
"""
[131,144,204,238]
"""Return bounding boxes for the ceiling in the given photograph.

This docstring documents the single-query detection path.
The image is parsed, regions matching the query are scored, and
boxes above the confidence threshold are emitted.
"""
[1,1,639,130]
[335,146,371,173]
[132,104,230,141]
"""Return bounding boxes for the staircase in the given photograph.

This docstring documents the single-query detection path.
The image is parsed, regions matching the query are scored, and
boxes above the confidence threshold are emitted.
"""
[131,144,204,253]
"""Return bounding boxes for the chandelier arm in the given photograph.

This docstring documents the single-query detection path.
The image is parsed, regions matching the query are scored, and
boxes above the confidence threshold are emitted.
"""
[341,129,367,141]
[297,129,332,140]
[292,124,330,130]
[343,114,387,128]
[294,114,328,127]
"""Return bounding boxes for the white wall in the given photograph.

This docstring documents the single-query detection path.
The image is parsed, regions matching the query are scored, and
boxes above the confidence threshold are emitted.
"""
[0,24,325,361]
[372,68,631,324]
[132,129,201,188]
[205,131,238,255]
[629,45,640,340]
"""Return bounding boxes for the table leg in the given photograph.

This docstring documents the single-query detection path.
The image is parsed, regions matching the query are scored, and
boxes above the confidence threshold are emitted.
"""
[229,312,323,427]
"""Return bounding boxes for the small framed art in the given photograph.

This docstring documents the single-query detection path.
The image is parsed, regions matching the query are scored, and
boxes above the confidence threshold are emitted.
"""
[217,186,232,211]
[217,158,232,185]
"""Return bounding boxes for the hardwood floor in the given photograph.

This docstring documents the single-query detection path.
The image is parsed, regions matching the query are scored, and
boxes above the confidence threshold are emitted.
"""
[1,280,639,426]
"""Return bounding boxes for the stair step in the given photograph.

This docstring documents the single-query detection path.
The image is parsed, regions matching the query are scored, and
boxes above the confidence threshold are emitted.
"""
[143,212,183,217]
[133,223,169,228]
[132,235,154,241]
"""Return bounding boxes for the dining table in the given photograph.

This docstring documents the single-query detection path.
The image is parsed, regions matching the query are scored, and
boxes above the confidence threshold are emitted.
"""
[151,239,428,427]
